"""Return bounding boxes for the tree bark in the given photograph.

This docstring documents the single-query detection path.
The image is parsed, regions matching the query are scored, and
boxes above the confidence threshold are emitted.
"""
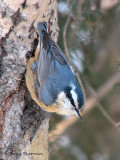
[0,0,58,159]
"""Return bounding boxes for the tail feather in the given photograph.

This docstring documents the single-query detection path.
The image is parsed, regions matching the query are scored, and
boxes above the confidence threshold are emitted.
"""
[37,22,68,65]
[37,22,47,41]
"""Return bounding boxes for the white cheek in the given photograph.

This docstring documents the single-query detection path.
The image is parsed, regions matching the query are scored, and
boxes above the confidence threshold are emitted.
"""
[57,91,75,115]
[58,92,71,108]
[62,98,71,109]
[60,99,74,115]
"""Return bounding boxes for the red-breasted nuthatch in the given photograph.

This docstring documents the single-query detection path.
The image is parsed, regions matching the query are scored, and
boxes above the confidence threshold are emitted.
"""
[26,22,84,119]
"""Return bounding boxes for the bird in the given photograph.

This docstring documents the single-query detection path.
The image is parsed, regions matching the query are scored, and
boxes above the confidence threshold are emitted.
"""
[26,22,84,119]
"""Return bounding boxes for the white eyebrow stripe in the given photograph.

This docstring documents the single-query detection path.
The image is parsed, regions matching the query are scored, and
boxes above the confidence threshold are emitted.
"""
[70,88,78,109]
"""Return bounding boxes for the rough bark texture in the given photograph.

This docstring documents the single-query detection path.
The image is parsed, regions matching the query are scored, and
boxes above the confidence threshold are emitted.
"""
[0,0,58,159]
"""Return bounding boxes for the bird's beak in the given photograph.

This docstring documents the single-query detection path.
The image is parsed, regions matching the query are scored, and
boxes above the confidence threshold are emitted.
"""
[75,108,82,120]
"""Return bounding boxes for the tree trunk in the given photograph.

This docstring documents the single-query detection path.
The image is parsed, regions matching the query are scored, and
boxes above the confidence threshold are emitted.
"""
[0,0,58,159]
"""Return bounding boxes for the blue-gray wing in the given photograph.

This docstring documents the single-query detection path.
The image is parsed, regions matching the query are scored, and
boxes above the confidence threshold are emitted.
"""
[37,31,70,105]
[41,61,76,106]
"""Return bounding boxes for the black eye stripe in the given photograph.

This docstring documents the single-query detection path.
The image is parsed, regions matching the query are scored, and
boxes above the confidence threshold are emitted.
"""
[67,94,76,108]
[64,87,76,108]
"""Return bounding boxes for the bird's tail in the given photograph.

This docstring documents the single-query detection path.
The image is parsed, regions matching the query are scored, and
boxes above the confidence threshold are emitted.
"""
[37,22,48,42]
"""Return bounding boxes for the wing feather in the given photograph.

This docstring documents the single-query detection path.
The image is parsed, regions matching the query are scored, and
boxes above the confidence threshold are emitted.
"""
[36,31,70,103]
[37,31,69,86]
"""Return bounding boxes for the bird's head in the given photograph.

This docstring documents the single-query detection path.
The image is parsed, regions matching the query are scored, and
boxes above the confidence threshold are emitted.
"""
[56,83,84,119]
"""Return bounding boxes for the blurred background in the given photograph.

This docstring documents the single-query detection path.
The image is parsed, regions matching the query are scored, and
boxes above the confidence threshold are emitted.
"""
[49,0,120,160]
